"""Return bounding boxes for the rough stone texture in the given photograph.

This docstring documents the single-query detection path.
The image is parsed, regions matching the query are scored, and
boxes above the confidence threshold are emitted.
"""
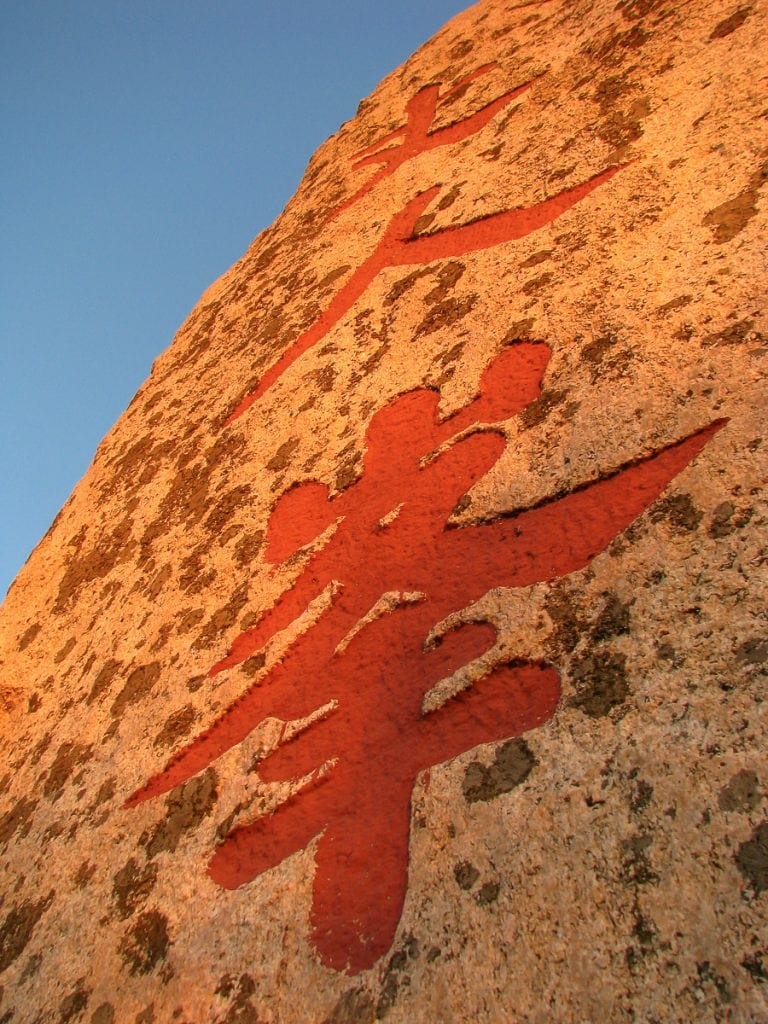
[1,1,766,1021]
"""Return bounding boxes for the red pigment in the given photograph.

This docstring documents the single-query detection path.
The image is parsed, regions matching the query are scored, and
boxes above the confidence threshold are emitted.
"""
[128,342,725,973]
[326,63,537,222]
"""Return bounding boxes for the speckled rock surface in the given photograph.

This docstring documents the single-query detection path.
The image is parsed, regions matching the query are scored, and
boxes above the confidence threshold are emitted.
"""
[1,1,766,1021]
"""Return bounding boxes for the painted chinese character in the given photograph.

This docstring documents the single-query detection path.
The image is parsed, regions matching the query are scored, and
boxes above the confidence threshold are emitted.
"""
[128,342,724,973]
[327,63,536,221]
[225,66,629,421]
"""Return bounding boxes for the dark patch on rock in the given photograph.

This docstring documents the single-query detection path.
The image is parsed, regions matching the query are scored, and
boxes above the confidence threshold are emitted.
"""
[177,609,205,635]
[709,501,735,537]
[204,485,251,536]
[27,692,42,713]
[711,501,752,538]
[735,821,768,894]
[649,493,702,533]
[584,23,650,67]
[91,778,115,811]
[323,988,376,1024]
[20,951,42,981]
[741,950,768,982]
[704,318,761,347]
[218,523,243,547]
[719,770,761,813]
[145,432,247,544]
[697,961,733,1004]
[0,796,37,847]
[463,738,536,803]
[153,705,198,750]
[119,910,170,976]
[177,544,216,595]
[735,637,768,667]
[434,341,466,371]
[86,660,122,706]
[242,653,266,677]
[376,934,419,1018]
[54,516,135,613]
[454,861,480,890]
[476,881,500,905]
[569,652,629,717]
[17,622,41,652]
[335,449,362,493]
[549,163,577,182]
[414,294,477,338]
[545,582,587,655]
[621,833,658,886]
[480,143,503,161]
[306,365,337,394]
[134,1004,155,1024]
[142,769,218,858]
[591,593,632,642]
[630,777,654,814]
[450,38,473,59]
[54,637,76,665]
[112,858,158,919]
[655,294,693,315]
[73,861,96,889]
[615,0,671,20]
[582,332,619,364]
[598,94,651,149]
[318,265,352,290]
[233,531,264,569]
[43,742,94,802]
[655,640,682,667]
[59,978,91,1023]
[709,6,752,39]
[30,731,53,768]
[626,905,658,969]
[90,1004,115,1024]
[518,388,568,429]
[703,161,768,243]
[0,891,54,972]
[522,271,553,296]
[219,972,261,1024]
[424,261,466,305]
[520,250,552,269]
[384,268,433,307]
[110,663,161,719]
[267,438,300,474]
[194,585,250,651]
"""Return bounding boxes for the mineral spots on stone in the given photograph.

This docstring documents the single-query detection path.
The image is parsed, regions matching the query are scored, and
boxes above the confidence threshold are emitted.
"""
[462,738,537,803]
[734,821,768,894]
[118,910,171,976]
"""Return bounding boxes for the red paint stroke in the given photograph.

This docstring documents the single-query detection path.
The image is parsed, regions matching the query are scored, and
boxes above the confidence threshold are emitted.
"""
[128,342,725,973]
[225,164,626,424]
[327,64,536,223]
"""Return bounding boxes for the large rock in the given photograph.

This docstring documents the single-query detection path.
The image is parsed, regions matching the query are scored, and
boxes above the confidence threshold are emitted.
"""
[1,1,766,1021]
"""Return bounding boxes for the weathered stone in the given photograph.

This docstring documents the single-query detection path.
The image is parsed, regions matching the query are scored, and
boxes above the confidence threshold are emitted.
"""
[0,1,765,1020]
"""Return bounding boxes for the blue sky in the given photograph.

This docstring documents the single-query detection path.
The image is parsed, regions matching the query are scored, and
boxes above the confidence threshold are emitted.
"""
[1,0,468,597]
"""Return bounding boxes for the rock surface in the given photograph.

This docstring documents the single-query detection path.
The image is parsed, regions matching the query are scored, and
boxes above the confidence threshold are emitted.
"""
[1,1,766,1021]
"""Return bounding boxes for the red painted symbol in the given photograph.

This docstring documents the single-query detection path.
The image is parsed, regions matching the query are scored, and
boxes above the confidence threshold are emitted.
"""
[128,343,724,973]
[326,63,536,222]
[225,67,629,423]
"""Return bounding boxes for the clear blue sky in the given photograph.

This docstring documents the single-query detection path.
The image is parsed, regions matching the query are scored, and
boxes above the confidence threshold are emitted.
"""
[1,0,468,597]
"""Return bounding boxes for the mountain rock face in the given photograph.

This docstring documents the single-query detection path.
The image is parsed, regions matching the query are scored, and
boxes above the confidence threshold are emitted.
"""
[1,1,766,1021]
